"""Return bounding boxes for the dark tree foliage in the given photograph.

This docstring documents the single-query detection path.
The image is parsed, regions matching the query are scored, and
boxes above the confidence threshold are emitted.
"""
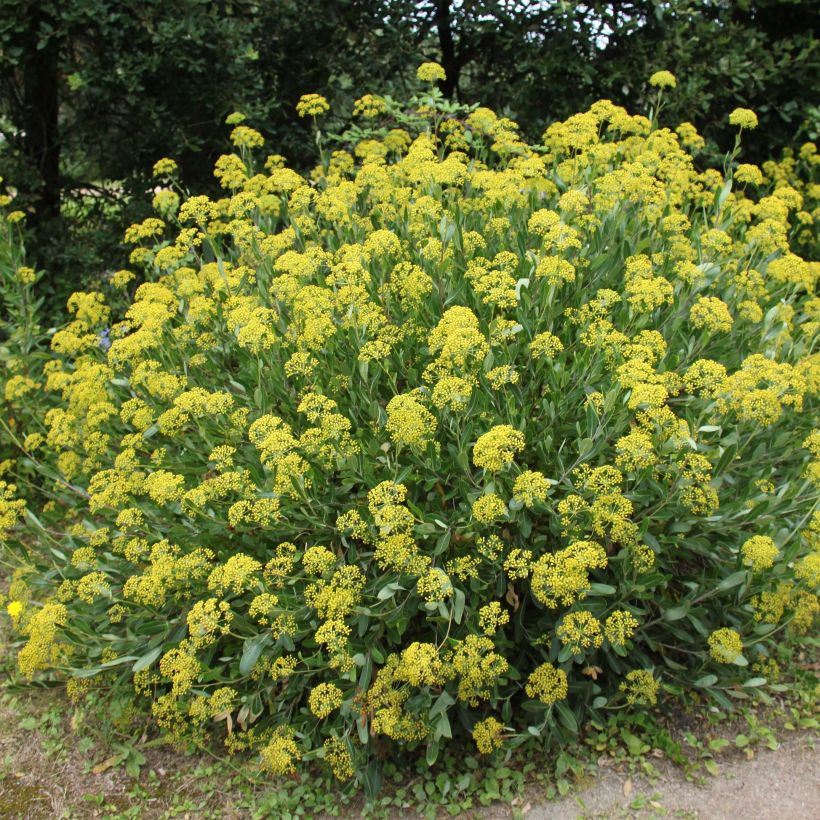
[0,1,817,306]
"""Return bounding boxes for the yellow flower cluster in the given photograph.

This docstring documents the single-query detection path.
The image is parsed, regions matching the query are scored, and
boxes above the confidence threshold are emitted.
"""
[708,628,744,663]
[472,717,504,754]
[620,670,659,705]
[649,70,677,89]
[473,425,525,472]
[557,611,604,655]
[308,682,344,718]
[416,62,446,83]
[741,536,779,571]
[525,662,568,704]
[386,393,437,450]
[296,94,329,118]
[729,108,759,129]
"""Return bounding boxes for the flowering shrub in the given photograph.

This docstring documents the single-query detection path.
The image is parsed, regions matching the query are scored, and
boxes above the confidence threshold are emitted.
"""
[2,66,819,789]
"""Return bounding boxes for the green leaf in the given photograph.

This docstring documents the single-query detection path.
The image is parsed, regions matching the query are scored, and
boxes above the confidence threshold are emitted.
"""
[620,729,644,757]
[716,178,732,209]
[377,582,404,601]
[433,712,452,741]
[663,605,689,621]
[132,646,163,673]
[555,701,578,733]
[453,588,466,624]
[239,633,271,676]
[716,570,748,592]
[429,690,455,718]
[362,761,382,801]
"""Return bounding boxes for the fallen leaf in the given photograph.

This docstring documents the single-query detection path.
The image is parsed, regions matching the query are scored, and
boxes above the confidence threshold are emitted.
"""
[505,582,520,611]
[623,778,632,797]
[92,754,123,775]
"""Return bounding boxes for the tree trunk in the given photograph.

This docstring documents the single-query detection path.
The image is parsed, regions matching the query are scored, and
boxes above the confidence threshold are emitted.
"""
[434,0,459,98]
[22,7,62,228]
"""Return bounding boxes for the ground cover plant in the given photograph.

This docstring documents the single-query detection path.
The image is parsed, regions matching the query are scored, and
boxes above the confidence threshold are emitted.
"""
[1,64,819,796]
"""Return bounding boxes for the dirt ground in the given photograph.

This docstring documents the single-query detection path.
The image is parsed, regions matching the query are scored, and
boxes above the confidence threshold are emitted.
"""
[0,671,817,818]
[527,734,819,820]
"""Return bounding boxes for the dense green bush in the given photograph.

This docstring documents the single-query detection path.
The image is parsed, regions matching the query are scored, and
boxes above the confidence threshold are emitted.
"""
[1,67,818,790]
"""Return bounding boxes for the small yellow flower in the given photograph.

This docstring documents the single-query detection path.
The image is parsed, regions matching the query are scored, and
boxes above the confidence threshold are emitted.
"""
[741,536,779,571]
[308,682,344,718]
[620,670,659,705]
[152,157,178,176]
[729,108,758,129]
[416,62,446,83]
[473,425,525,472]
[15,266,36,285]
[472,717,504,754]
[261,730,301,775]
[471,493,507,524]
[649,70,677,89]
[6,600,23,619]
[735,163,763,186]
[708,628,744,663]
[353,94,387,118]
[296,93,330,118]
[478,601,509,635]
[525,662,568,704]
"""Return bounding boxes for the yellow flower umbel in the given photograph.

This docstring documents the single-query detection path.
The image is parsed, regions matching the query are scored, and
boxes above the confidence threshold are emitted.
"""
[308,682,344,719]
[471,493,507,524]
[690,296,733,333]
[649,70,677,89]
[323,736,354,781]
[620,670,659,705]
[524,663,568,704]
[473,425,525,472]
[472,717,504,754]
[17,603,68,679]
[708,628,744,663]
[477,601,509,635]
[296,93,330,118]
[604,610,639,647]
[353,94,387,118]
[416,61,446,83]
[386,393,437,450]
[261,729,302,775]
[729,107,759,130]
[741,536,779,571]
[512,470,550,508]
[152,157,177,176]
[557,611,603,655]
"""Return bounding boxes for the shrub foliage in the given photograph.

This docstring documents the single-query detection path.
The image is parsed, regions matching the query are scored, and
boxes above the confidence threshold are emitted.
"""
[1,67,819,787]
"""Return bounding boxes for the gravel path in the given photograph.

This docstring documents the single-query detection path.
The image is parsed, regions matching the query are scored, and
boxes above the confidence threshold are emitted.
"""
[526,735,819,819]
